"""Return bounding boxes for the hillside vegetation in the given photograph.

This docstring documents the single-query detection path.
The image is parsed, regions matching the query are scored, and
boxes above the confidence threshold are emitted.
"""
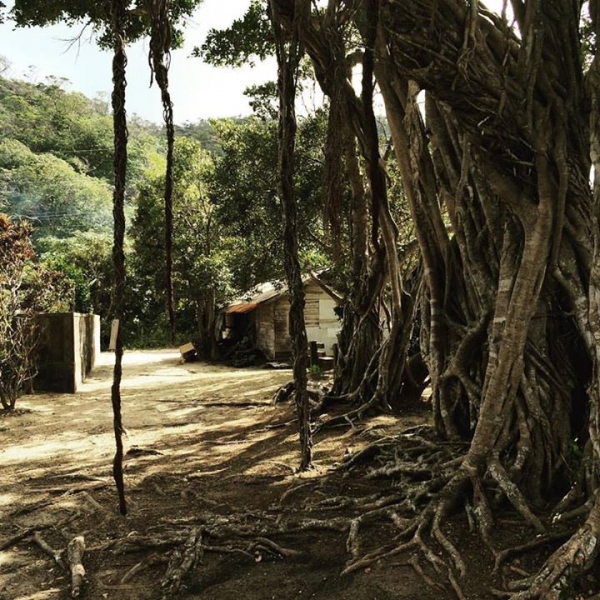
[0,70,328,349]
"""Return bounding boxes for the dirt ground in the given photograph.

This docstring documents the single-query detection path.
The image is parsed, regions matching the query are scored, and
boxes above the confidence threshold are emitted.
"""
[1,351,595,600]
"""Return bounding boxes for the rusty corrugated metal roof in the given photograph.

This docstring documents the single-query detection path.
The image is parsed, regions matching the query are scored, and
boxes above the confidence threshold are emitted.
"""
[225,281,285,313]
[226,302,258,314]
[224,272,339,314]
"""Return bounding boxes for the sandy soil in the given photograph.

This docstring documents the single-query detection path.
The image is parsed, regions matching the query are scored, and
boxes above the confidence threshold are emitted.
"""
[2,350,585,600]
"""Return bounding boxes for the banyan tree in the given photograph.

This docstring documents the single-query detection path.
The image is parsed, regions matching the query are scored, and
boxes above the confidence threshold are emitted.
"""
[269,0,600,596]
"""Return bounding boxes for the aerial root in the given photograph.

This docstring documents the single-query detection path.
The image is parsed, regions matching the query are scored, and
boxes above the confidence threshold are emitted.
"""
[488,456,546,534]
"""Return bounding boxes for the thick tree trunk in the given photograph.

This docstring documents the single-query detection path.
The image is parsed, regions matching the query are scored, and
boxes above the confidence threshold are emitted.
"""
[289,0,419,412]
[376,0,593,500]
[376,0,598,592]
[271,0,600,593]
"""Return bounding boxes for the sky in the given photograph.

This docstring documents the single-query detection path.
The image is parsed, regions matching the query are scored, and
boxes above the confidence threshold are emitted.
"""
[0,0,276,124]
[0,1,507,126]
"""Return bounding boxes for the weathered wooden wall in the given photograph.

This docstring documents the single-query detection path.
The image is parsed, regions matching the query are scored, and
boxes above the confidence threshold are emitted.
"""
[253,283,340,360]
[304,284,339,355]
[274,298,292,359]
[255,303,276,359]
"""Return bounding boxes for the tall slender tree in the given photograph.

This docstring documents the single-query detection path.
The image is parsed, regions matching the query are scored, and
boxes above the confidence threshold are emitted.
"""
[269,0,312,471]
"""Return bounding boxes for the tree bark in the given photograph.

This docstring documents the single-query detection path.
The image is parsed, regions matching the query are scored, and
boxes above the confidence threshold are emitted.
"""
[110,0,128,516]
[271,0,600,593]
[270,0,312,470]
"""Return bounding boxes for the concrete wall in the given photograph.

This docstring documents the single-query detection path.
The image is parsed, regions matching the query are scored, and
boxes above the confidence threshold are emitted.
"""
[34,313,100,393]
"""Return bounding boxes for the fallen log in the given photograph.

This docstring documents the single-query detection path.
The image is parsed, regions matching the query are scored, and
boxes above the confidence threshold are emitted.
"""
[67,536,86,598]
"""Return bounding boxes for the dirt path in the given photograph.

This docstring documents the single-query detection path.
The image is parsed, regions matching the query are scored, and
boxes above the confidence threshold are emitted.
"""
[0,350,446,600]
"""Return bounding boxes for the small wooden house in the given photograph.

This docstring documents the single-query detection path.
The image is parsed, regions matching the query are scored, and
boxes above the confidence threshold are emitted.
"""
[221,274,341,360]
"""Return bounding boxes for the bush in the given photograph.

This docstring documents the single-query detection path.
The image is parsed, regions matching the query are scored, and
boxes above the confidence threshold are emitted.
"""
[0,215,71,409]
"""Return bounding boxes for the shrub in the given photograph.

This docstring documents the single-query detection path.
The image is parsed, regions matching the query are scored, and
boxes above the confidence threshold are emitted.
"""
[0,215,71,409]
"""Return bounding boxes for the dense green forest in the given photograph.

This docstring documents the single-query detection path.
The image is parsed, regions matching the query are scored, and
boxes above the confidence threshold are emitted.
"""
[0,69,329,349]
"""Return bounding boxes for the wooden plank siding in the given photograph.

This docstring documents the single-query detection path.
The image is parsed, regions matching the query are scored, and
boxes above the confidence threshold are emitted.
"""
[255,303,276,359]
[304,284,321,328]
[228,278,341,361]
[274,298,292,358]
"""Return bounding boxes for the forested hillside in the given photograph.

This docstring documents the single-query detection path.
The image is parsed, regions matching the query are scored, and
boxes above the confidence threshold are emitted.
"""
[0,70,328,348]
[0,74,162,236]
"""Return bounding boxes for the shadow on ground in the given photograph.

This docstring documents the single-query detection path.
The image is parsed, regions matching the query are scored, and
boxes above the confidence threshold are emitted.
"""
[0,350,472,600]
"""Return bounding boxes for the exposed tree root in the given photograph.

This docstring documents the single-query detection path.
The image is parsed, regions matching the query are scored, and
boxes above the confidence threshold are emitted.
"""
[248,537,303,559]
[33,531,65,570]
[31,532,86,598]
[399,556,447,591]
[161,527,203,598]
[506,493,600,599]
[324,422,600,600]
[120,553,166,584]
[81,491,106,513]
[14,418,597,600]
[313,395,387,433]
[0,524,51,551]
[492,531,573,576]
[67,536,86,598]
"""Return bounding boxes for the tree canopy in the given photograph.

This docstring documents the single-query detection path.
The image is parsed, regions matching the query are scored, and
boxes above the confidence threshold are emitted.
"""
[4,0,201,47]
